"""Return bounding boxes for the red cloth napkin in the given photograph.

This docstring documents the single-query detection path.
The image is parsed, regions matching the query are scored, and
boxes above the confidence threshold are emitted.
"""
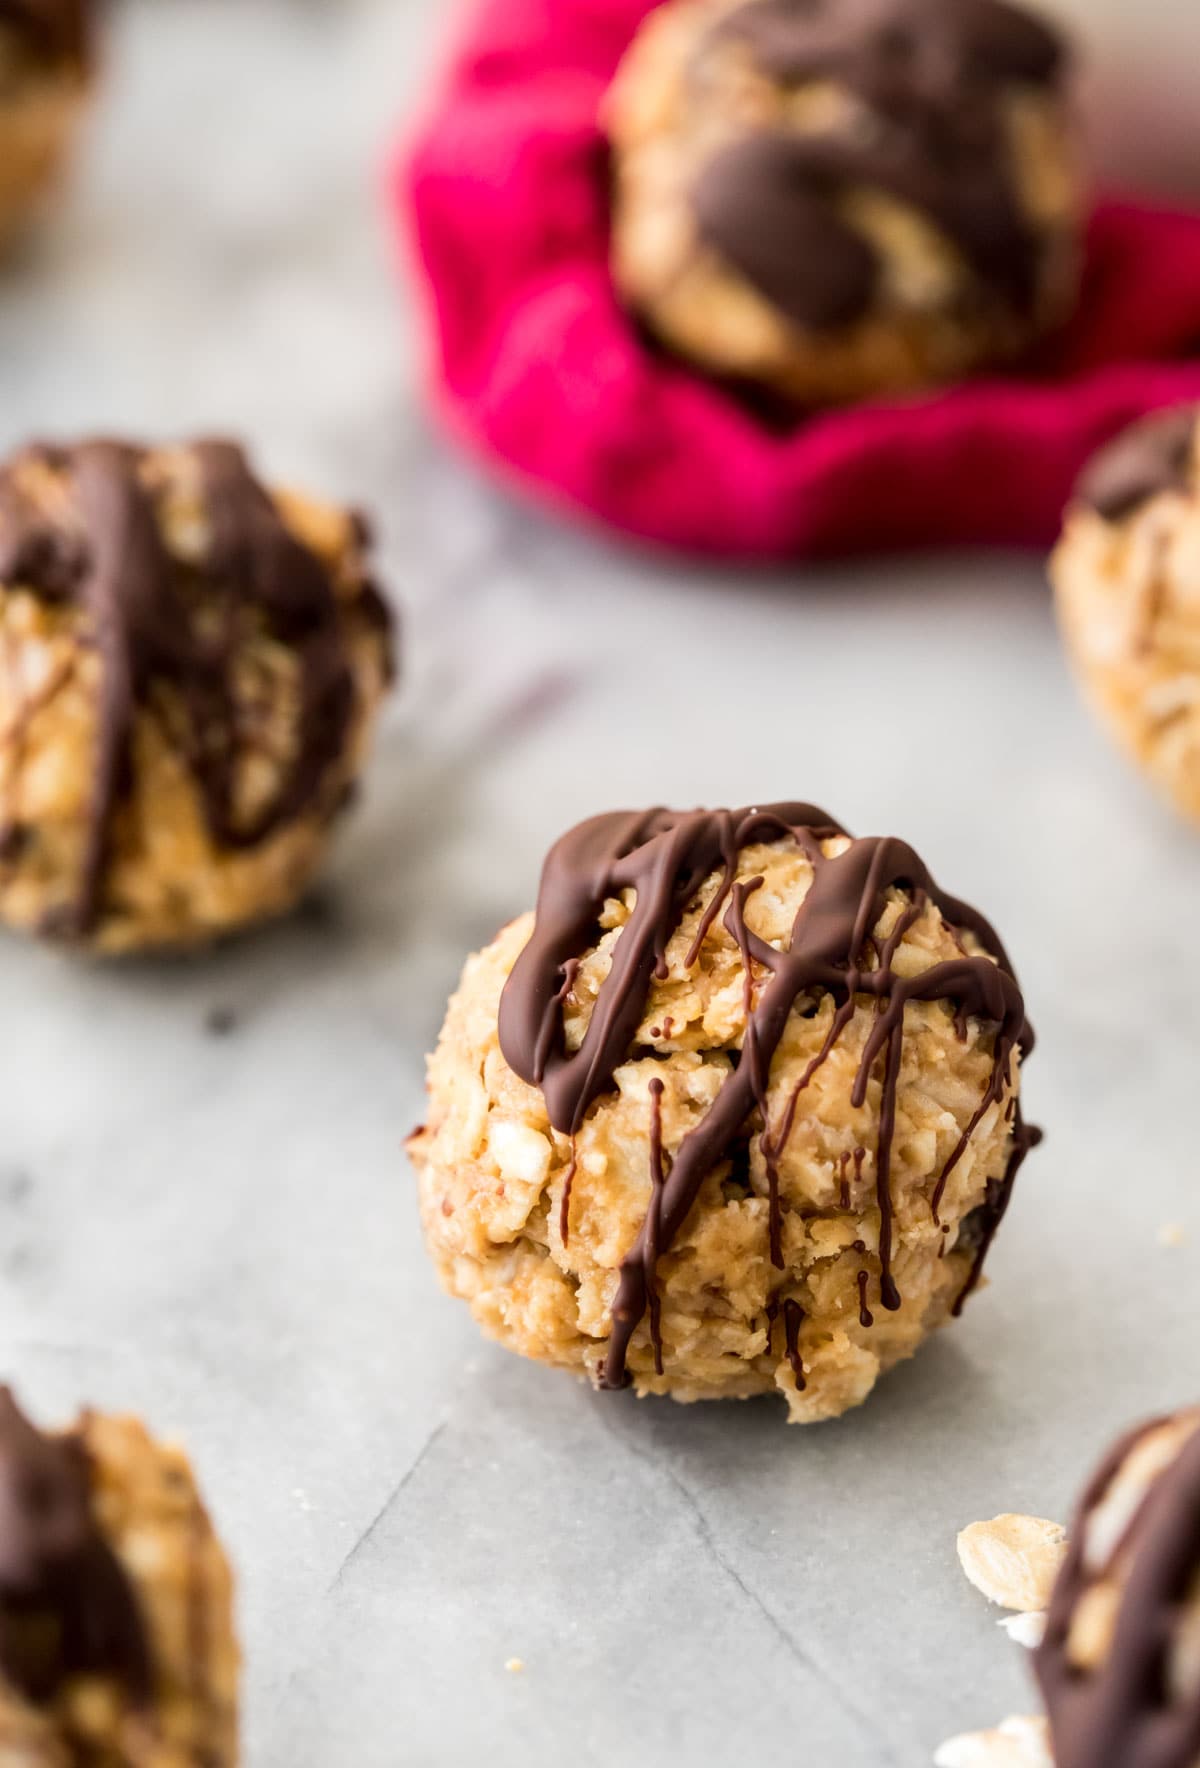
[396,0,1200,560]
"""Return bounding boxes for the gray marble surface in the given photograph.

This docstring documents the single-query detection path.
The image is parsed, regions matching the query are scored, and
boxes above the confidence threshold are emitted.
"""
[2,3,1199,1763]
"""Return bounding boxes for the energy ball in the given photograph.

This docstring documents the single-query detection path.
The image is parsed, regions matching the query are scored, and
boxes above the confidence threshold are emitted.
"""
[0,0,91,251]
[0,1387,239,1766]
[1052,405,1200,825]
[1030,1407,1200,1768]
[0,438,395,953]
[411,805,1037,1422]
[607,0,1083,405]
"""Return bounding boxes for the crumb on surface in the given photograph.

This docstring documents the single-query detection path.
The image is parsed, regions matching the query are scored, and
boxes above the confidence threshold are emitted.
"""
[998,1610,1047,1650]
[934,1715,1052,1767]
[957,1515,1067,1613]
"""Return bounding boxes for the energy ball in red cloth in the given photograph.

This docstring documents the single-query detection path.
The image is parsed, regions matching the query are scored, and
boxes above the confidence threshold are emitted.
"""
[411,804,1037,1423]
[404,0,1200,556]
[0,0,92,249]
[607,0,1085,404]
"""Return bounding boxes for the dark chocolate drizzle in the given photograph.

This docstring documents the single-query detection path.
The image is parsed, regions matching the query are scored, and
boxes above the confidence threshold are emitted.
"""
[0,1389,152,1708]
[498,805,1036,1391]
[1077,407,1199,524]
[0,439,392,938]
[1036,1414,1200,1768]
[0,0,89,66]
[690,0,1066,332]
[782,1297,806,1388]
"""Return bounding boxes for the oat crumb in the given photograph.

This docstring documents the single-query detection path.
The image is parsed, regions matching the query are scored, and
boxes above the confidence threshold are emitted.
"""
[957,1515,1067,1613]
[998,1611,1046,1649]
[934,1716,1052,1767]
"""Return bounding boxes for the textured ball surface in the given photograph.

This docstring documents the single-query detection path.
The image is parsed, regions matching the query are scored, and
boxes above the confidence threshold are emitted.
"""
[412,806,1034,1422]
[1053,405,1200,825]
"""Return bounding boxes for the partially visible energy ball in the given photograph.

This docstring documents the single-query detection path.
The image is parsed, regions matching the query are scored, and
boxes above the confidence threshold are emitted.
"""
[0,0,91,250]
[607,0,1084,405]
[1052,405,1200,825]
[0,438,395,952]
[411,805,1037,1422]
[1034,1407,1200,1768]
[0,1387,239,1766]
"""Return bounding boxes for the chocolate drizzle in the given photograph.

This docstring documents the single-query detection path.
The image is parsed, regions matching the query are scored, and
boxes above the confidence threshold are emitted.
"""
[1077,407,1199,524]
[690,0,1067,332]
[0,440,391,938]
[782,1298,806,1389]
[645,1077,669,1374]
[1036,1415,1200,1768]
[0,1389,152,1708]
[498,805,1036,1391]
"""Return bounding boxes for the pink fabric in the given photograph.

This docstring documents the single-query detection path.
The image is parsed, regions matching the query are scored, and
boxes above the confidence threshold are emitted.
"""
[395,0,1200,560]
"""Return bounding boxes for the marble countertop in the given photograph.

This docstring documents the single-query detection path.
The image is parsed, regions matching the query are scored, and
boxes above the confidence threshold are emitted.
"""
[3,3,1199,1763]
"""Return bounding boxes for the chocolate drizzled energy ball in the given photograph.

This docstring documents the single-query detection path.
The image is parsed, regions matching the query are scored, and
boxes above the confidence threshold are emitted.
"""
[0,439,394,952]
[942,1408,1200,1767]
[1052,406,1200,826]
[0,1,91,250]
[1035,1408,1200,1768]
[607,0,1083,405]
[0,1389,238,1766]
[411,805,1037,1421]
